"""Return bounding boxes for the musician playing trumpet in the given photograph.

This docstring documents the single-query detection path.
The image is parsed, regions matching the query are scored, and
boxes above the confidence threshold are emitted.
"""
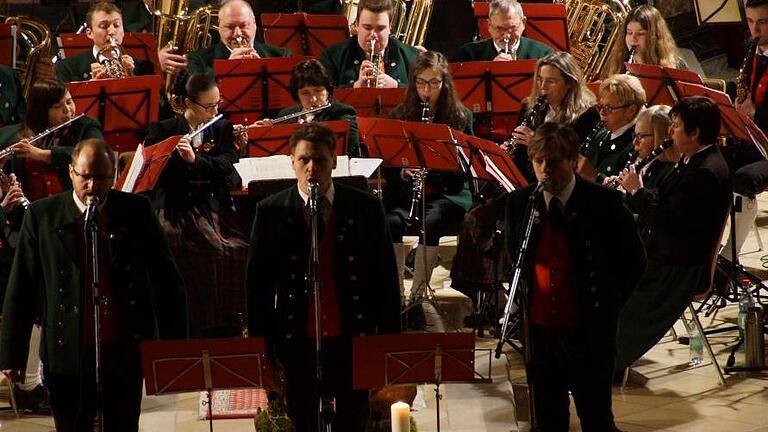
[0,78,103,202]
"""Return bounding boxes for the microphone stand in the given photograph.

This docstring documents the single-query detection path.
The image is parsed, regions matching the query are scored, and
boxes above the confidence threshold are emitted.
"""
[307,182,335,432]
[85,198,105,432]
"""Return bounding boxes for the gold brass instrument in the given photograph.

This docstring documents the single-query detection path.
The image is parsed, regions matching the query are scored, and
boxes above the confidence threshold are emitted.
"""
[368,39,382,88]
[2,15,53,101]
[400,0,433,46]
[555,0,628,82]
[736,37,759,105]
[148,0,218,113]
[232,34,250,49]
[97,36,131,78]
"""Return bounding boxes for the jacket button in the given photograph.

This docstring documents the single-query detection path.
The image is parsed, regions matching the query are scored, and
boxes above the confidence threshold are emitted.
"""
[58,270,64,275]
[594,301,600,307]
[347,256,355,262]
[129,300,137,306]
[356,314,363,319]
[290,274,296,280]
[348,219,354,225]
[586,255,593,261]
[353,59,359,65]
[57,321,63,328]
[590,286,597,293]
[352,295,359,301]
[57,339,65,346]
[58,304,65,311]
[337,235,344,241]
[72,306,79,314]
[287,314,294,320]
[285,333,292,340]
[290,255,297,261]
[349,275,358,281]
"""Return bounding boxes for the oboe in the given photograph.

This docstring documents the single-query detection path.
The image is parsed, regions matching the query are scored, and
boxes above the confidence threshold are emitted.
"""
[502,95,547,154]
[0,114,85,159]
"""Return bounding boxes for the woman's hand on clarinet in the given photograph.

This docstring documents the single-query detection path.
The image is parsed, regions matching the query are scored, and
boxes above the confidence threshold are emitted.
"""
[12,140,51,163]
[1,181,26,212]
[510,125,534,146]
[618,166,642,195]
[176,137,196,164]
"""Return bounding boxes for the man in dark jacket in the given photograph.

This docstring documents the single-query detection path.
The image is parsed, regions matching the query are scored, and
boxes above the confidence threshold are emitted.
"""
[0,139,187,432]
[505,122,645,431]
[247,123,400,431]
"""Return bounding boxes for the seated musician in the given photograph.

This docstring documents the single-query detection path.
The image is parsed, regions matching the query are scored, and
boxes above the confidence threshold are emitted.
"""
[387,51,473,306]
[614,96,732,374]
[505,51,599,182]
[320,0,420,88]
[143,73,247,338]
[55,1,155,82]
[247,59,362,156]
[180,0,291,80]
[0,65,25,127]
[601,4,687,78]
[452,0,552,62]
[578,74,646,184]
[0,78,103,202]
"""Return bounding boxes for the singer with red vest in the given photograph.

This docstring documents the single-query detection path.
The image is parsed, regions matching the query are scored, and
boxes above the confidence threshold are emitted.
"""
[504,122,645,431]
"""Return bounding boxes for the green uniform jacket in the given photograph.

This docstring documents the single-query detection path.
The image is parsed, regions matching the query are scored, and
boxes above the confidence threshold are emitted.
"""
[275,100,361,156]
[0,190,187,375]
[582,126,635,184]
[320,36,419,88]
[247,183,400,346]
[0,117,104,193]
[55,50,156,82]
[0,65,25,127]
[451,37,553,62]
[187,41,292,79]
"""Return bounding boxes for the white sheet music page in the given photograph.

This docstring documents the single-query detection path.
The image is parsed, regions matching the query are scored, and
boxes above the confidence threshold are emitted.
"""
[121,143,144,192]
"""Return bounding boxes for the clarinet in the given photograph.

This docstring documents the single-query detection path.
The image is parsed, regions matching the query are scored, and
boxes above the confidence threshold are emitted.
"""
[407,100,431,225]
[502,95,547,155]
[609,139,672,189]
[580,120,604,155]
[420,100,430,123]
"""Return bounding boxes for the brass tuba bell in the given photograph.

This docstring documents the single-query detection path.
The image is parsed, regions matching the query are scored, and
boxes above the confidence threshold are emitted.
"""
[97,36,131,78]
[2,15,53,101]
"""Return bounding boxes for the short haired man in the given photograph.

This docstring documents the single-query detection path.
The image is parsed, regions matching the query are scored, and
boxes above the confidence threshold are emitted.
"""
[0,139,187,431]
[182,0,291,79]
[246,123,400,431]
[616,96,732,373]
[56,2,155,82]
[505,122,645,431]
[320,0,420,88]
[452,0,552,62]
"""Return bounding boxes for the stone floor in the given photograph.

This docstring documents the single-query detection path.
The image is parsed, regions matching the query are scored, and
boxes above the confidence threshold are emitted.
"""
[1,192,767,431]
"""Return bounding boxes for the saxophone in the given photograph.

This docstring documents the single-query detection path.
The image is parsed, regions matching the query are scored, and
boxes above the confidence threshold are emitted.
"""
[736,37,759,105]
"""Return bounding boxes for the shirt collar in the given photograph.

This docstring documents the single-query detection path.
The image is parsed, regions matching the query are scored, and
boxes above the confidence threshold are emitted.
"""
[610,118,637,141]
[297,182,335,207]
[682,144,713,164]
[72,190,108,214]
[493,37,521,55]
[542,174,576,209]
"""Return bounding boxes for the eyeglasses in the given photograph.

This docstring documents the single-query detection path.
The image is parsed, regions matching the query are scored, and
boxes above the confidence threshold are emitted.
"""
[632,132,654,141]
[597,103,631,114]
[415,78,443,89]
[190,99,221,112]
[71,166,113,182]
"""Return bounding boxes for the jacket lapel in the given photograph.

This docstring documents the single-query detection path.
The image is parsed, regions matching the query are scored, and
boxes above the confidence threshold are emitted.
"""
[54,194,81,268]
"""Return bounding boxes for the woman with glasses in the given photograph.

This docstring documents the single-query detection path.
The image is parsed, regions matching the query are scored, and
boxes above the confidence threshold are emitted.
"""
[0,78,103,202]
[143,72,247,338]
[579,73,646,184]
[505,52,600,182]
[602,4,687,78]
[386,50,473,312]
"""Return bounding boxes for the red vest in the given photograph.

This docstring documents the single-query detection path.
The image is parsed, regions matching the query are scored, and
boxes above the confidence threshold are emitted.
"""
[307,207,342,338]
[750,53,768,107]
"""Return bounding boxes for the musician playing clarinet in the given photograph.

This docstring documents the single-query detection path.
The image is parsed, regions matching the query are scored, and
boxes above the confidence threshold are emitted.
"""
[143,73,248,338]
[504,122,645,431]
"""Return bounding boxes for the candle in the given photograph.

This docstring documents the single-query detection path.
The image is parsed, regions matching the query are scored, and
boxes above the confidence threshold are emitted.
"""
[391,401,410,432]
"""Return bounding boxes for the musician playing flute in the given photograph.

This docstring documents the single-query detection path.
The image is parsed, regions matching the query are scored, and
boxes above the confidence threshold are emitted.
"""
[143,73,247,338]
[0,78,103,202]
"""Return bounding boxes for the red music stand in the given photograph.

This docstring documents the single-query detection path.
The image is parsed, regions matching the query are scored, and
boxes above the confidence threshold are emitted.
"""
[56,33,160,74]
[244,119,350,157]
[215,57,311,125]
[261,13,349,57]
[450,60,537,141]
[452,130,529,190]
[625,63,703,106]
[472,2,569,52]
[334,87,406,118]
[141,337,271,432]
[353,333,491,431]
[116,135,178,193]
[67,75,161,152]
[0,23,14,67]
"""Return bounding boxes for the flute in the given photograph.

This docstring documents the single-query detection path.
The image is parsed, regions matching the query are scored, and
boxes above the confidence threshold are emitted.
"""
[243,103,332,130]
[186,114,224,140]
[0,114,85,159]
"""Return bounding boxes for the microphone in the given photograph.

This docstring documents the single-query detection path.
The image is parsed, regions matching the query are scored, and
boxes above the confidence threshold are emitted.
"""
[533,181,547,195]
[308,180,319,213]
[84,195,99,227]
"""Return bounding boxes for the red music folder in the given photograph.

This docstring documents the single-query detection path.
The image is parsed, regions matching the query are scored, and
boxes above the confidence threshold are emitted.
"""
[215,56,311,125]
[116,135,178,193]
[452,130,529,190]
[243,119,350,157]
[333,87,406,118]
[473,2,569,52]
[624,63,703,106]
[261,13,349,57]
[56,32,160,74]
[67,75,161,152]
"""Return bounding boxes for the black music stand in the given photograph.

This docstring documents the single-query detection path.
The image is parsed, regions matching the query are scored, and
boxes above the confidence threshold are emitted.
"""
[334,88,407,118]
[450,60,536,141]
[352,333,490,432]
[67,75,161,152]
[215,57,311,125]
[141,337,271,432]
[473,2,569,52]
[261,13,348,57]
[56,32,160,74]
[243,119,350,157]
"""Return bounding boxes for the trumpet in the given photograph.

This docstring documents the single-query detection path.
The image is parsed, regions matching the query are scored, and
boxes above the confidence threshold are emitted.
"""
[503,37,510,55]
[97,37,130,78]
[502,95,547,154]
[368,39,382,88]
[232,34,251,49]
[0,114,85,160]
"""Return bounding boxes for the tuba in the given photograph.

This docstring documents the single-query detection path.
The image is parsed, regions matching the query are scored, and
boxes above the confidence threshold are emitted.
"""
[97,36,131,78]
[400,0,433,47]
[556,0,628,82]
[147,0,218,113]
[2,15,53,101]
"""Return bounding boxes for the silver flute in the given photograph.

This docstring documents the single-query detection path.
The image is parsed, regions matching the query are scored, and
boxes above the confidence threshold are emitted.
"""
[0,113,85,159]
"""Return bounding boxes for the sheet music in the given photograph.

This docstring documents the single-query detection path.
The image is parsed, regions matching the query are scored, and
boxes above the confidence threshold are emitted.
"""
[332,155,350,177]
[349,157,382,177]
[235,156,381,185]
[121,143,144,192]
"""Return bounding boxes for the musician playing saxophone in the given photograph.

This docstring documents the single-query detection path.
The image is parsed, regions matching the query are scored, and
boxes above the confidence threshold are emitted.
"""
[143,73,247,338]
[56,2,154,82]
[0,79,103,202]
[244,59,361,156]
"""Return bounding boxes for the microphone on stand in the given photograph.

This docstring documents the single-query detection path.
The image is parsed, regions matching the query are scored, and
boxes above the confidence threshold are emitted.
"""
[308,180,319,214]
[84,195,100,228]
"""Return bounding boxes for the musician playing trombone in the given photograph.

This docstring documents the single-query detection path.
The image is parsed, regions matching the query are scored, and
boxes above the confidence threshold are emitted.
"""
[142,73,248,338]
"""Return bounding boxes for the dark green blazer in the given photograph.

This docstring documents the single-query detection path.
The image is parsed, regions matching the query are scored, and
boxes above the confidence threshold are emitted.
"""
[451,37,553,62]
[55,50,156,82]
[275,100,361,156]
[582,125,635,184]
[187,41,292,79]
[0,190,187,375]
[0,117,104,194]
[320,36,419,88]
[246,183,400,346]
[0,65,25,127]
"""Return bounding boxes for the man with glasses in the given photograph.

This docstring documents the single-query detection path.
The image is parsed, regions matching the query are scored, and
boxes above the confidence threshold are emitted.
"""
[320,0,419,88]
[0,138,187,431]
[452,0,552,62]
[579,74,646,184]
